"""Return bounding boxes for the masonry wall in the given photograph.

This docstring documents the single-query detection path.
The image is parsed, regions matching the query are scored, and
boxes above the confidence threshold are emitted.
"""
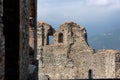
[39,47,117,79]
[0,0,4,79]
[20,0,37,80]
[28,0,38,80]
[105,52,115,78]
[29,0,36,50]
[37,21,119,79]
[0,0,36,80]
[115,52,120,78]
[91,51,116,78]
[19,0,30,79]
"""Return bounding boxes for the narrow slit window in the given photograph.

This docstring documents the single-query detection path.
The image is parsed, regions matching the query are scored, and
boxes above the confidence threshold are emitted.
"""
[58,33,63,43]
[88,69,93,79]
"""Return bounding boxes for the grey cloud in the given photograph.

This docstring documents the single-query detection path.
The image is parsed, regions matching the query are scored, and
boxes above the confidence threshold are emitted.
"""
[37,0,120,35]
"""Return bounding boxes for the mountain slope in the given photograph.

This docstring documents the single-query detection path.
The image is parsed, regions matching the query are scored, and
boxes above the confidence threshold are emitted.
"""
[88,28,120,51]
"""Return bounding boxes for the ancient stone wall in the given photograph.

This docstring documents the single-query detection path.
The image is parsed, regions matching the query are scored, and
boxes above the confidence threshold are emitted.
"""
[0,0,4,79]
[37,21,119,79]
[115,51,120,78]
[105,51,116,78]
[29,0,36,50]
[29,27,34,49]
[92,50,116,78]
[19,0,30,79]
[0,0,36,79]
[20,0,37,80]
[28,0,38,80]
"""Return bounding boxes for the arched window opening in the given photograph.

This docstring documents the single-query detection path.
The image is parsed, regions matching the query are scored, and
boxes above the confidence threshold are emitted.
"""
[47,36,54,45]
[58,33,63,43]
[46,27,55,45]
[46,33,54,45]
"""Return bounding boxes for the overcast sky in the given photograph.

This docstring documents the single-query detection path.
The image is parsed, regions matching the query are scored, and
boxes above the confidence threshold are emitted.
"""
[37,0,120,36]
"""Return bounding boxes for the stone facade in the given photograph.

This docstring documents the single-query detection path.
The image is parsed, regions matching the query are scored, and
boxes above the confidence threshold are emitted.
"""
[19,0,30,80]
[20,0,37,80]
[0,0,36,79]
[0,0,4,80]
[115,52,120,78]
[0,0,120,79]
[37,21,120,79]
[28,0,37,80]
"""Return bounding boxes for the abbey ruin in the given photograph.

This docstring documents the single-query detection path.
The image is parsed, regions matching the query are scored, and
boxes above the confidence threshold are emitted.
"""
[37,21,120,79]
[0,0,120,79]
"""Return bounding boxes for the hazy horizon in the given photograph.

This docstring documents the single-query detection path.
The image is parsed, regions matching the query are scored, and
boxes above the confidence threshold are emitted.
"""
[37,0,120,36]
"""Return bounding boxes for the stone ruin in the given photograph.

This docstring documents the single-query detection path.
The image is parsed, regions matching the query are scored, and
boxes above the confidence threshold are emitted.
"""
[37,21,120,79]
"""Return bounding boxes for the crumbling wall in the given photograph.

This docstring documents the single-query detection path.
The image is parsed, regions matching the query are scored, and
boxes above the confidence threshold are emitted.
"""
[29,27,34,49]
[115,51,120,78]
[19,0,30,79]
[37,22,55,60]
[1,0,36,79]
[105,51,116,78]
[91,50,117,78]
[0,0,4,79]
[37,21,119,79]
[29,0,36,50]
